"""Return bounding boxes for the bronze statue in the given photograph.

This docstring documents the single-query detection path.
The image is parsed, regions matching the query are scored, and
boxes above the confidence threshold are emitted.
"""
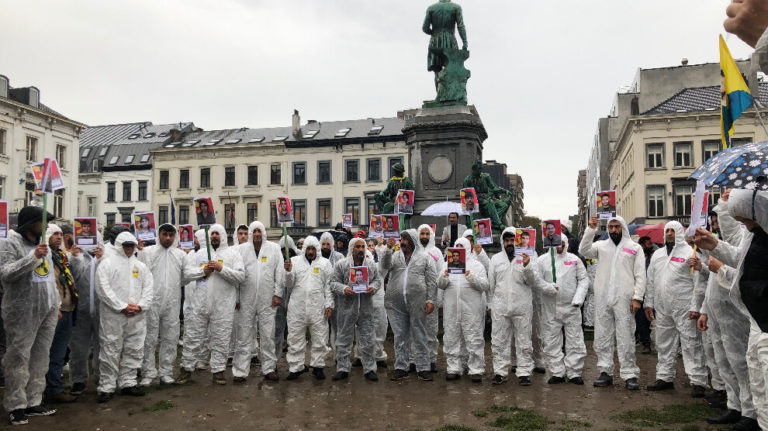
[422,0,470,107]
[374,163,415,214]
[462,161,514,230]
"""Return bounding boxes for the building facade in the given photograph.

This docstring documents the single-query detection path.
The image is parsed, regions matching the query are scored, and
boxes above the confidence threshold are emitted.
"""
[0,74,85,220]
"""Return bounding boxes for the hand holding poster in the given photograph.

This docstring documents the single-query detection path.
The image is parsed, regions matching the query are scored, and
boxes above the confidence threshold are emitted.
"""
[179,224,195,250]
[30,158,65,193]
[369,215,384,238]
[596,190,617,220]
[460,187,479,214]
[447,247,466,274]
[473,218,493,245]
[195,197,216,226]
[134,211,157,241]
[350,266,369,293]
[74,217,98,250]
[276,196,293,223]
[383,214,400,239]
[515,228,537,257]
[0,200,7,239]
[395,189,415,215]
[541,220,562,248]
[342,213,353,228]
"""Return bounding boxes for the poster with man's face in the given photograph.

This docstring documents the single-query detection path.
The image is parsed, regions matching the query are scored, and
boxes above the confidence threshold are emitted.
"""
[383,214,400,239]
[395,189,415,215]
[447,247,466,274]
[473,218,493,245]
[342,213,353,228]
[0,200,7,239]
[134,211,157,241]
[179,224,194,250]
[195,197,216,226]
[30,158,65,193]
[693,192,710,228]
[596,190,617,219]
[515,228,536,257]
[74,217,98,250]
[460,187,479,214]
[276,196,293,224]
[350,266,369,293]
[541,220,562,248]
[369,215,384,238]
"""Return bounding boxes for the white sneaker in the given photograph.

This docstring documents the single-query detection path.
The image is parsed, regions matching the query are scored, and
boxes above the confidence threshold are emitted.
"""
[139,377,153,387]
[160,376,174,385]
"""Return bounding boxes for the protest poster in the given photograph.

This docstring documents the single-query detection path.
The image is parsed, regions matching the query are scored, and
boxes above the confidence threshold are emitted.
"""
[195,197,216,226]
[342,213,353,228]
[179,224,195,250]
[350,266,369,293]
[30,158,65,193]
[460,187,479,214]
[446,247,466,274]
[541,219,562,248]
[383,214,400,239]
[515,228,537,257]
[596,190,617,220]
[134,211,157,241]
[369,215,384,238]
[473,218,493,245]
[0,200,7,239]
[74,217,98,250]
[395,189,414,215]
[276,196,293,224]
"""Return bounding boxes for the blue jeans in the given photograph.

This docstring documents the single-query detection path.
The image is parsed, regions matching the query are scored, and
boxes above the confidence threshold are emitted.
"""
[45,311,74,395]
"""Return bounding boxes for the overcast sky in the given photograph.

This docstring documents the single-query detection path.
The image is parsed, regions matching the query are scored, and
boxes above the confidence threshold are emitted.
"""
[0,0,755,221]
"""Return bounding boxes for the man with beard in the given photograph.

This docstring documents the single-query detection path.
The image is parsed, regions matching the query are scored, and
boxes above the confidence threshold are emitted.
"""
[330,238,381,381]
[320,232,344,355]
[580,216,645,390]
[410,225,444,373]
[380,229,438,381]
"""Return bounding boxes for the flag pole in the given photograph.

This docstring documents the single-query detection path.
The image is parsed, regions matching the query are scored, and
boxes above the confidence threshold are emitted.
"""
[550,246,557,283]
[204,225,212,261]
[283,222,289,261]
[40,193,48,244]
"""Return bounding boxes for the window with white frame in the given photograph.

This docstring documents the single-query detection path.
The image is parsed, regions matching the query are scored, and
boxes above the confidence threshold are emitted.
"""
[646,143,664,168]
[647,185,665,218]
[674,184,693,216]
[674,142,693,167]
[26,136,37,161]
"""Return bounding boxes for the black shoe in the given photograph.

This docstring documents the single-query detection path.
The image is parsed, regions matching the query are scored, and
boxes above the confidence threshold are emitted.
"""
[250,356,260,366]
[547,376,566,384]
[213,371,227,385]
[70,382,86,395]
[226,357,233,367]
[625,377,639,390]
[593,372,613,387]
[705,390,728,406]
[352,358,363,367]
[445,373,461,381]
[120,386,145,396]
[312,367,325,380]
[691,385,706,398]
[533,367,546,374]
[731,416,760,431]
[491,374,507,385]
[408,363,416,373]
[390,369,408,381]
[519,376,532,386]
[376,360,388,369]
[470,374,482,383]
[707,409,742,425]
[233,376,247,384]
[510,366,517,374]
[646,379,674,391]
[96,392,114,403]
[417,371,433,381]
[430,362,437,373]
[9,409,28,425]
[24,404,56,417]
[569,376,584,385]
[286,371,302,380]
[332,371,349,381]
[364,371,379,381]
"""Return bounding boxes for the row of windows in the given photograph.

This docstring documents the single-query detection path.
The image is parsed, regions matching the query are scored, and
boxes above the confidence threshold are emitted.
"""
[645,184,721,218]
[105,180,148,202]
[157,157,404,190]
[644,138,750,170]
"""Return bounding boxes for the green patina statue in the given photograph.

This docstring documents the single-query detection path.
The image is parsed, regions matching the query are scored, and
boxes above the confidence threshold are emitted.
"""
[422,0,470,108]
[374,163,415,214]
[462,161,514,230]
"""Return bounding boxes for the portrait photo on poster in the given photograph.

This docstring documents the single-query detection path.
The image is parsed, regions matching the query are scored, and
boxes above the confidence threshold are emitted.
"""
[74,217,98,249]
[446,247,466,274]
[276,196,294,224]
[134,211,157,241]
[383,214,400,239]
[541,219,562,248]
[179,224,195,250]
[473,218,493,245]
[514,228,537,257]
[395,189,414,215]
[596,190,617,219]
[460,187,479,214]
[350,266,369,293]
[30,158,65,193]
[369,215,384,238]
[195,197,216,226]
[0,200,7,239]
[342,213,353,228]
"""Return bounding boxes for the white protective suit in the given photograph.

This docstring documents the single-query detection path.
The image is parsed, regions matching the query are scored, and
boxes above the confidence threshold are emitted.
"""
[644,221,707,387]
[438,237,488,376]
[96,232,153,393]
[181,224,245,374]
[0,224,60,412]
[355,245,389,363]
[68,238,104,387]
[489,227,537,377]
[412,224,444,366]
[330,237,382,373]
[711,190,768,429]
[233,221,284,377]
[274,235,298,359]
[320,232,344,355]
[137,224,187,383]
[579,216,645,381]
[284,236,334,372]
[380,229,438,372]
[534,234,589,379]
[184,229,209,367]
[582,257,597,327]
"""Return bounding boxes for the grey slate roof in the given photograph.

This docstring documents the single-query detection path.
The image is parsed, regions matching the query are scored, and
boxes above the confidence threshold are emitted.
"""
[643,82,768,115]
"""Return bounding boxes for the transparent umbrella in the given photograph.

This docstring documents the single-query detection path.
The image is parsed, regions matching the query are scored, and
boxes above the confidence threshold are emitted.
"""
[420,201,466,217]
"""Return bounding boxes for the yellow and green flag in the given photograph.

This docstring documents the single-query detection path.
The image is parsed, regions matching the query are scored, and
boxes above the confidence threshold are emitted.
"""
[720,34,753,149]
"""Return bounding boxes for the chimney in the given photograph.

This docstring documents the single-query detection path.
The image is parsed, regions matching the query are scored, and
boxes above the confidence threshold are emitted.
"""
[292,109,301,136]
[170,129,182,140]
[681,58,689,66]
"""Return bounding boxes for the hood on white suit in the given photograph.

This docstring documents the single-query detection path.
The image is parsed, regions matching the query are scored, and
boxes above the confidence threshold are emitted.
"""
[346,237,368,264]
[301,235,321,259]
[417,224,437,250]
[319,232,336,251]
[207,224,229,251]
[248,221,268,241]
[607,215,631,240]
[45,223,62,244]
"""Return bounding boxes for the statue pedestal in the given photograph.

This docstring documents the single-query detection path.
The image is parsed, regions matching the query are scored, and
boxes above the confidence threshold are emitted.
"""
[403,105,487,233]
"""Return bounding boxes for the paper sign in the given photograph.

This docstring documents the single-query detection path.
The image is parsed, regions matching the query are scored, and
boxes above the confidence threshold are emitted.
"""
[542,220,562,248]
[515,228,536,257]
[350,266,369,293]
[276,196,293,224]
[179,224,195,250]
[460,188,479,214]
[687,181,708,236]
[596,190,617,220]
[342,213,353,228]
[382,214,399,239]
[134,211,157,241]
[195,197,216,226]
[0,200,7,239]
[473,218,493,245]
[30,158,64,193]
[369,215,384,238]
[74,217,98,250]
[395,190,414,215]
[447,247,466,274]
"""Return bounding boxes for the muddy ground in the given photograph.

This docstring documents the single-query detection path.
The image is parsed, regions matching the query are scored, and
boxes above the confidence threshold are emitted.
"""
[6,335,728,431]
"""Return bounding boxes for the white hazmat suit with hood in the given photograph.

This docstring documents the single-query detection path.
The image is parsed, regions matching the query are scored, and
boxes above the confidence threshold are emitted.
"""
[413,224,444,368]
[275,235,299,359]
[438,237,488,376]
[579,216,645,382]
[96,232,153,394]
[645,221,707,388]
[233,221,284,378]
[181,224,245,375]
[534,234,589,379]
[284,236,334,373]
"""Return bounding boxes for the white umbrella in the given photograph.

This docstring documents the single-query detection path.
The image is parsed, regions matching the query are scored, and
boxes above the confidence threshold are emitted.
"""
[420,201,466,217]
